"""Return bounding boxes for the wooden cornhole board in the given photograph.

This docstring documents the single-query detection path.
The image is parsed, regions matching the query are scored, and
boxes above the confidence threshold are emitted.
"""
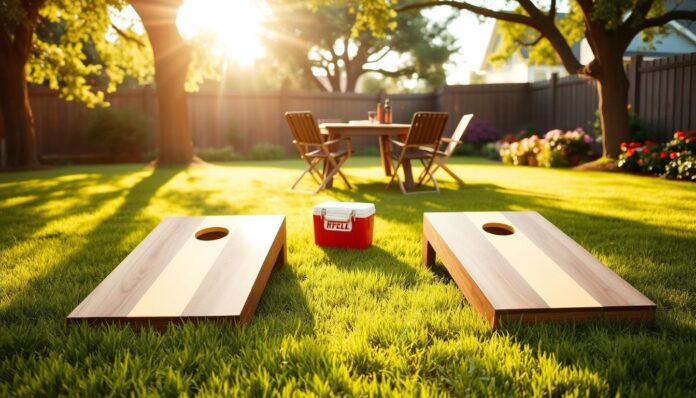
[422,211,656,329]
[68,215,286,329]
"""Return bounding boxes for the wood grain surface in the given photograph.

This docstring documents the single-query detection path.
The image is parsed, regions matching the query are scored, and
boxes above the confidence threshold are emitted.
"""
[68,215,286,329]
[423,211,656,329]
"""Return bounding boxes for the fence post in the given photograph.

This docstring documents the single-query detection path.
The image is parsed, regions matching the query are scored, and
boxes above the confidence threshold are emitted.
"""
[0,138,5,168]
[549,73,558,128]
[628,55,642,114]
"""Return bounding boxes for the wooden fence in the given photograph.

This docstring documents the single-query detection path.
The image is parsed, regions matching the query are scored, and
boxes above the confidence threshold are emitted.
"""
[26,52,696,157]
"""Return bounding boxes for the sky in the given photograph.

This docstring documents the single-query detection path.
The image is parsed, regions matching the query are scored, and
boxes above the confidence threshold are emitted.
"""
[422,7,498,84]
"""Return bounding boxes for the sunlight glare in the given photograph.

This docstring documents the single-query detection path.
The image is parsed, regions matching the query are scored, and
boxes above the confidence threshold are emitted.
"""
[177,0,266,66]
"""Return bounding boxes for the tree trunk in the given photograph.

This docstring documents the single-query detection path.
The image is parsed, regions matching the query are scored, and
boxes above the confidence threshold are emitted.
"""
[596,58,631,158]
[131,0,193,165]
[0,7,41,168]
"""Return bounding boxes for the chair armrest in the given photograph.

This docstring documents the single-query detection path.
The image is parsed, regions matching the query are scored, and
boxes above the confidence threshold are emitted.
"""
[323,136,352,156]
[323,136,350,146]
[389,138,406,147]
[440,137,462,144]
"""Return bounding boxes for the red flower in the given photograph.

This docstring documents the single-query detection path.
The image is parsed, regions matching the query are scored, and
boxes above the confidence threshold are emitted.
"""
[629,142,642,149]
[626,149,635,157]
[644,140,656,147]
[620,142,627,150]
[670,152,679,160]
[643,146,650,153]
[637,159,644,166]
[675,131,686,140]
[660,152,667,159]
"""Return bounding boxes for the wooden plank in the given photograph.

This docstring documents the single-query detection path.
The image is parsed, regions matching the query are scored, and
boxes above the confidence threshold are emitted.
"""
[422,211,656,329]
[67,215,286,329]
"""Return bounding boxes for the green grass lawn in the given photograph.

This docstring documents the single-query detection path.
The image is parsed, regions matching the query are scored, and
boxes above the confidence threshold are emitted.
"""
[1,157,695,396]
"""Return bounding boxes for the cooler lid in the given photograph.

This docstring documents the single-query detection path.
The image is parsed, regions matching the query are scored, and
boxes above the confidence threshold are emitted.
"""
[313,201,375,218]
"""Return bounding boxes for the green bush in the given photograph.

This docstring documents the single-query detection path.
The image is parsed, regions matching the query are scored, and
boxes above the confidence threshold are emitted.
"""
[353,146,381,157]
[248,143,286,160]
[83,107,152,155]
[224,122,245,148]
[195,146,241,162]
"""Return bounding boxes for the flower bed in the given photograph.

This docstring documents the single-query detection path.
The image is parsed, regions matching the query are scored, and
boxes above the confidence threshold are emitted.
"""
[618,130,696,181]
[498,128,594,168]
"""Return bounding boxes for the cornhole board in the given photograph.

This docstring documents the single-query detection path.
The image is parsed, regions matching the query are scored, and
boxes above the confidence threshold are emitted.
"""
[68,215,286,329]
[422,211,656,329]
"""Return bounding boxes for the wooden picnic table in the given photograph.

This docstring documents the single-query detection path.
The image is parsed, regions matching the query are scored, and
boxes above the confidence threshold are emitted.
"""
[319,122,412,189]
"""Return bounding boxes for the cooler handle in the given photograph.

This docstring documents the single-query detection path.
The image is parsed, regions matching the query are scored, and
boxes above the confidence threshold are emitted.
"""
[321,209,356,222]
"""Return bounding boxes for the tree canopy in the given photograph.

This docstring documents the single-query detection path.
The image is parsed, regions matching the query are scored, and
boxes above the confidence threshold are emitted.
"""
[264,0,458,92]
[2,0,152,107]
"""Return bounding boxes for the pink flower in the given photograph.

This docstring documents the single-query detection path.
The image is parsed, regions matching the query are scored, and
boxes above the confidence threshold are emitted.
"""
[545,129,563,140]
[583,134,593,144]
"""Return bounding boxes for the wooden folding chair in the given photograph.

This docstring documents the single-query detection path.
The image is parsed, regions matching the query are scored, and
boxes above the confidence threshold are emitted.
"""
[386,112,448,194]
[285,111,352,193]
[418,113,473,185]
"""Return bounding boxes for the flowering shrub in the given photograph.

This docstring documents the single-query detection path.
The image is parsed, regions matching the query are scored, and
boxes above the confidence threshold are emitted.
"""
[498,128,594,168]
[463,121,500,144]
[618,130,696,181]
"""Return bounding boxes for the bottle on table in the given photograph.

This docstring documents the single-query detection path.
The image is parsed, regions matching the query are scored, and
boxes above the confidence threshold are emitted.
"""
[376,102,384,124]
[384,98,392,124]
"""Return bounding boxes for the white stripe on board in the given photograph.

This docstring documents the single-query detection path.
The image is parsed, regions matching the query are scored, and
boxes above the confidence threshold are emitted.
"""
[466,212,601,309]
[128,217,232,317]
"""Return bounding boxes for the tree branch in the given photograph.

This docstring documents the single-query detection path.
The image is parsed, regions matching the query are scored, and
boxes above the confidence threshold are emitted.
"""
[639,10,696,31]
[367,46,391,63]
[396,1,536,27]
[110,23,146,47]
[514,34,543,46]
[398,1,584,75]
[362,67,415,78]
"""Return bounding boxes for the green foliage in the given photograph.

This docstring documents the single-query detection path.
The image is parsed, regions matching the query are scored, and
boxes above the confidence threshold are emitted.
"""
[25,0,153,107]
[491,3,585,67]
[194,146,241,162]
[266,0,458,91]
[224,122,245,148]
[83,107,152,154]
[248,143,287,160]
[1,160,695,395]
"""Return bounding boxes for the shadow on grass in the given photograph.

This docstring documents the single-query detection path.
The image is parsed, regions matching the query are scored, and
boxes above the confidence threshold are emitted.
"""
[1,165,314,339]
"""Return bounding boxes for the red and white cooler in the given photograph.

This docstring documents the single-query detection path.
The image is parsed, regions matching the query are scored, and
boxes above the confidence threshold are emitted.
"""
[313,201,375,249]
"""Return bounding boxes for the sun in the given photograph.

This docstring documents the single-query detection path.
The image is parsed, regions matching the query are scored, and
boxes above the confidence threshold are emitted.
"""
[176,0,267,66]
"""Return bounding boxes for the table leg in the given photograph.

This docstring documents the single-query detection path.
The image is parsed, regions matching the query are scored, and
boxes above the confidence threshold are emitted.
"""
[323,132,339,189]
[402,159,415,191]
[378,135,392,176]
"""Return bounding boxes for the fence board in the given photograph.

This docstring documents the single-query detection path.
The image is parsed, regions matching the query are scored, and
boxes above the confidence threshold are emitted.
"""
[26,52,696,158]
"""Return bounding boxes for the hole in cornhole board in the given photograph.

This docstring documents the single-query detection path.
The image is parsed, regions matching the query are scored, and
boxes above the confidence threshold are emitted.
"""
[195,227,229,241]
[482,223,515,236]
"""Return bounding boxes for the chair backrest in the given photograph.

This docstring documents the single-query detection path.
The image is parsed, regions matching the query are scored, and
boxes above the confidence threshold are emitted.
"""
[443,114,474,156]
[285,111,324,145]
[404,112,449,147]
